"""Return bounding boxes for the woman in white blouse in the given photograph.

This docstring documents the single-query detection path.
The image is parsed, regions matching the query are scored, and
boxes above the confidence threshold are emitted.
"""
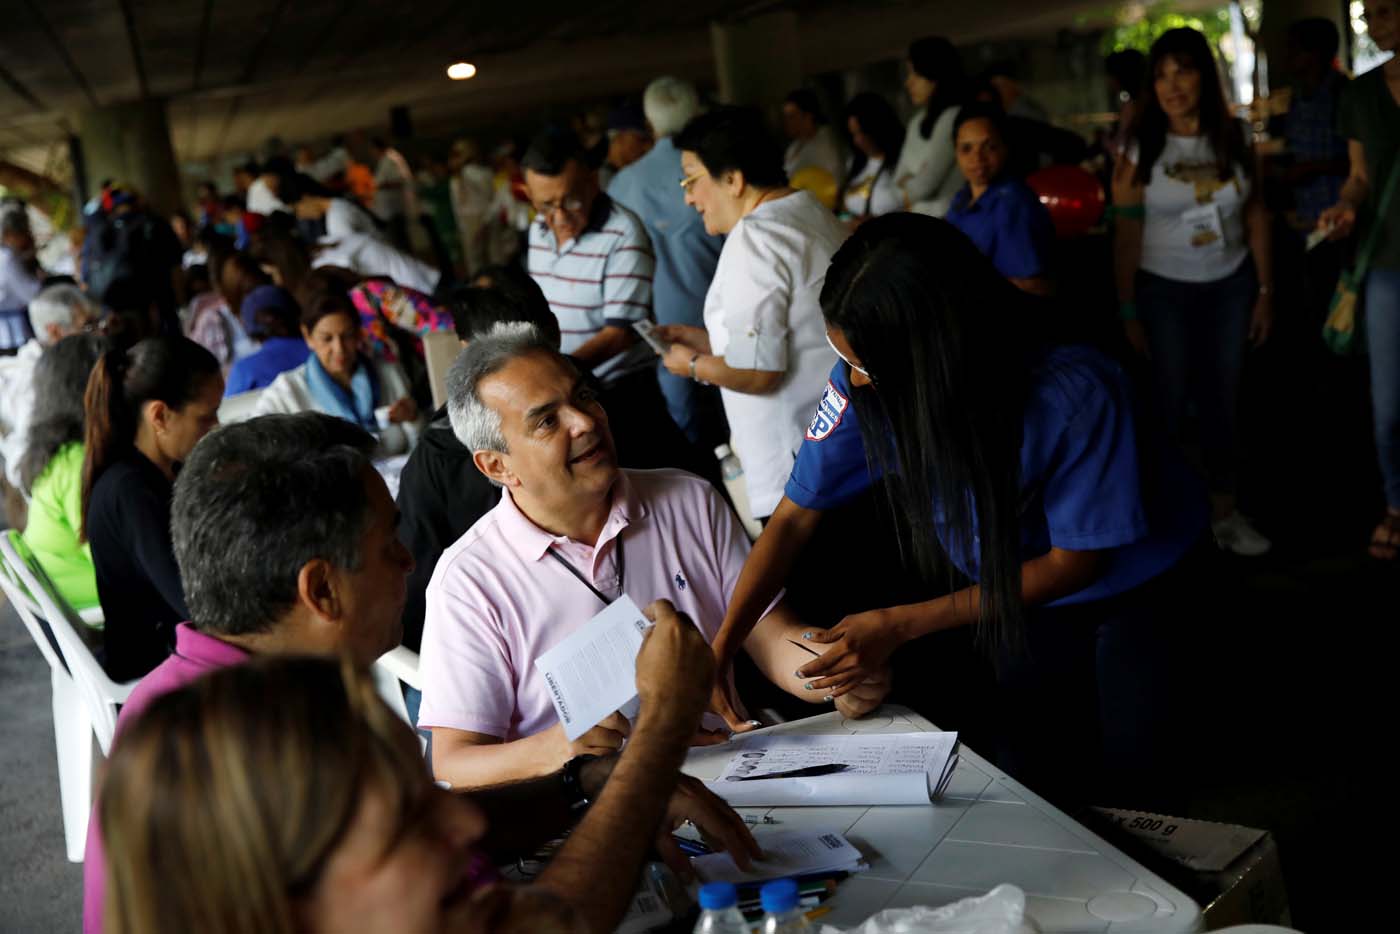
[254,292,422,457]
[658,106,844,522]
[893,36,968,217]
[840,92,907,221]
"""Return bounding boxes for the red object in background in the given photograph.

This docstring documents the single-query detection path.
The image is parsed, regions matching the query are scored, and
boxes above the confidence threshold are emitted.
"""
[1027,165,1105,239]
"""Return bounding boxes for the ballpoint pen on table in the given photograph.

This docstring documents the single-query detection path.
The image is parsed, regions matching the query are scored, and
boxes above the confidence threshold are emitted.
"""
[731,763,850,781]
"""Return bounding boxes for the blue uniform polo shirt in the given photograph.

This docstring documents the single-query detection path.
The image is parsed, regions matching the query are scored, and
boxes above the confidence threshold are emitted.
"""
[945,177,1056,280]
[224,336,311,396]
[785,346,1206,605]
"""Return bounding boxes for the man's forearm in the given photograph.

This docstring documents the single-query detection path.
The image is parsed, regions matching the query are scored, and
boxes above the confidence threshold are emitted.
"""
[745,609,843,703]
[469,756,618,862]
[573,325,637,367]
[534,720,688,933]
[432,728,565,790]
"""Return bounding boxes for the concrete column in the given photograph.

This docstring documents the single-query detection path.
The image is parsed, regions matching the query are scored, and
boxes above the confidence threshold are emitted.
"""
[710,9,803,113]
[75,99,183,218]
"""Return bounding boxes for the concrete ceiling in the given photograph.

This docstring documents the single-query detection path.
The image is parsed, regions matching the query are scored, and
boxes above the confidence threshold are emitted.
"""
[0,0,1140,168]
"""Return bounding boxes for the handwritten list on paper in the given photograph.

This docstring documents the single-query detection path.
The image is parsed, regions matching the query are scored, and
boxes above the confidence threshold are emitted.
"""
[704,732,960,806]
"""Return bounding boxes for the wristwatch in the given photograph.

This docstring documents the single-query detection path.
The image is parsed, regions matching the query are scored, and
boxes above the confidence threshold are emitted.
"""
[688,352,702,382]
[560,754,600,812]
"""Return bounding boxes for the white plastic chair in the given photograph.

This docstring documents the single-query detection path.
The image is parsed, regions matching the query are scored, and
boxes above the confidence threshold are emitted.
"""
[217,387,264,425]
[373,644,422,726]
[0,531,137,862]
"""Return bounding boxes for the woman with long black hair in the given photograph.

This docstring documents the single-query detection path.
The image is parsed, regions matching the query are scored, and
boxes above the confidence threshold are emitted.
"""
[892,36,967,216]
[710,215,1207,806]
[1113,27,1273,556]
[840,93,906,221]
[82,336,222,680]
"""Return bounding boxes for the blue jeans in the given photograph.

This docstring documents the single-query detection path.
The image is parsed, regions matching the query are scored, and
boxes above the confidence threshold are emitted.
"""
[1367,268,1400,507]
[993,543,1204,813]
[1137,261,1256,494]
[656,360,729,450]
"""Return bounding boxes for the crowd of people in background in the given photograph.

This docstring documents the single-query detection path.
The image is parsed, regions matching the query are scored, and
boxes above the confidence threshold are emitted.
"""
[0,4,1396,932]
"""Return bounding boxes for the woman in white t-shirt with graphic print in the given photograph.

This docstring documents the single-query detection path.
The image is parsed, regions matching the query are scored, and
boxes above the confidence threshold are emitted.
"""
[657,106,843,522]
[1113,27,1274,557]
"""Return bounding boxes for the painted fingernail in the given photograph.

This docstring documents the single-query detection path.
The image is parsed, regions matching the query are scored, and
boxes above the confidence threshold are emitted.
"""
[805,682,817,691]
[801,632,813,640]
[822,695,834,703]
[794,670,803,679]
[747,720,762,727]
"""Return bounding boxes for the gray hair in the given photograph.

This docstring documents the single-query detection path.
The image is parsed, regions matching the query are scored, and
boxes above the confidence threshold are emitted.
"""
[28,284,98,344]
[644,77,701,138]
[446,321,558,454]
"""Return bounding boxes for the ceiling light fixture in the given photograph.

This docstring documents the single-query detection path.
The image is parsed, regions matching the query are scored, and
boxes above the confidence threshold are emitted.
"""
[447,62,477,80]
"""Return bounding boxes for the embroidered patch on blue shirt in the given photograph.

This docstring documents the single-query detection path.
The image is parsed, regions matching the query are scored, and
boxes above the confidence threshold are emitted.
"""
[806,380,850,441]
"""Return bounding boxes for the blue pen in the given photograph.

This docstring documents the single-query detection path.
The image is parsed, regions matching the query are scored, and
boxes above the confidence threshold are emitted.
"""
[673,835,712,857]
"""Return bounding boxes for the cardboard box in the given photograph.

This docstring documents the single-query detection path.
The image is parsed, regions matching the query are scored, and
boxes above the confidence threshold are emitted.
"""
[1092,809,1291,930]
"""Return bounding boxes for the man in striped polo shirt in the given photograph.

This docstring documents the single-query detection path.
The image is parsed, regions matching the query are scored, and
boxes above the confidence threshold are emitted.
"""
[522,126,704,470]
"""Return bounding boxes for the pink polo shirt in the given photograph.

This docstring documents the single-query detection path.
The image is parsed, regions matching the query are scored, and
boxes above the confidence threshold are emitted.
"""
[83,624,249,934]
[418,469,757,740]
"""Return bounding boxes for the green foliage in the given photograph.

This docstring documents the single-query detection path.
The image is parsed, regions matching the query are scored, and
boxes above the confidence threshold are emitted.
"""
[1098,3,1234,56]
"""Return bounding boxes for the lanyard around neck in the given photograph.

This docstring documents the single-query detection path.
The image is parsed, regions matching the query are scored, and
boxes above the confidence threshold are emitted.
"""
[547,534,625,607]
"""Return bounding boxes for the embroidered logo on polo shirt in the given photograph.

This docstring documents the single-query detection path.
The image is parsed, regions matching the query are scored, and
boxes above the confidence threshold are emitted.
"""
[674,572,688,591]
[805,381,849,442]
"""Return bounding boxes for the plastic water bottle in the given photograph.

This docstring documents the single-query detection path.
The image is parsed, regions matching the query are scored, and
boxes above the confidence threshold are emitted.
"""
[692,882,749,934]
[715,444,744,483]
[714,444,763,539]
[759,879,813,933]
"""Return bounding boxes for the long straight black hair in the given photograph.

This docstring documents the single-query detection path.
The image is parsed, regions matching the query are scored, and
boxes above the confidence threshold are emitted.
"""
[1132,27,1249,185]
[908,36,966,140]
[820,214,1055,654]
[79,336,221,542]
[844,92,906,190]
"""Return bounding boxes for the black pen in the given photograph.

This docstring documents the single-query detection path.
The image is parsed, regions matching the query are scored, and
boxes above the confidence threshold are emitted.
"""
[731,763,850,781]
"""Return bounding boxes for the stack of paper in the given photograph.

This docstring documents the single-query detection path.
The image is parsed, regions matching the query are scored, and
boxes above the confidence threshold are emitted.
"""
[704,732,959,807]
[692,831,867,884]
[533,596,651,741]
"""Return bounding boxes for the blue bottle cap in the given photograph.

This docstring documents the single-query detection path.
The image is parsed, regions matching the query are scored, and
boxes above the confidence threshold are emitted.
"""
[698,881,739,910]
[760,877,800,914]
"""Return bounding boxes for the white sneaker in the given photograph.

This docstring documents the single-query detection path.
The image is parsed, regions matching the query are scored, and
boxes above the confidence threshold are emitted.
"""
[1211,511,1272,556]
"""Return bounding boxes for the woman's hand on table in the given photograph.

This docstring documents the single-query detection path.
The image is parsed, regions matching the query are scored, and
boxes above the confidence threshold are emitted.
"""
[796,610,906,698]
[709,675,760,736]
[833,666,892,719]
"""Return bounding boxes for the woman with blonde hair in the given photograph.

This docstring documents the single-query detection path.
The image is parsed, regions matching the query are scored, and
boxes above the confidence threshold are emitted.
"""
[100,655,571,934]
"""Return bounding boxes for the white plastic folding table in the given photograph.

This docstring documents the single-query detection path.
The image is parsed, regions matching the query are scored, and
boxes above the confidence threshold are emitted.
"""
[683,705,1202,933]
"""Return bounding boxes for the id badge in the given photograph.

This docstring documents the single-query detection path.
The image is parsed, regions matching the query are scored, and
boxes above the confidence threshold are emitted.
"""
[1182,203,1225,253]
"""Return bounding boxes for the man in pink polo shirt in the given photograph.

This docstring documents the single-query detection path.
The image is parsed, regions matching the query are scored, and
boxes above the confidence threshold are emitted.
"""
[419,323,892,789]
[85,413,758,933]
